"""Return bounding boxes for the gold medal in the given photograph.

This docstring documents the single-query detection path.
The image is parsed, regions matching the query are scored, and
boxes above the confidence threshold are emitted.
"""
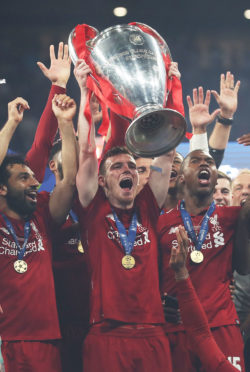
[190,250,204,264]
[122,255,135,269]
[78,241,84,253]
[14,260,28,274]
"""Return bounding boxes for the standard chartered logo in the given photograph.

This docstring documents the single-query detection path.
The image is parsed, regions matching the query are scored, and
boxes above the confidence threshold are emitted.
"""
[107,228,151,246]
[171,230,225,252]
[0,238,45,256]
[213,231,225,247]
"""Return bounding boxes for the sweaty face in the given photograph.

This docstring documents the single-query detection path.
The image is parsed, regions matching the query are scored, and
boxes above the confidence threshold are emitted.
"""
[182,150,217,197]
[5,164,39,217]
[99,154,139,209]
[213,178,231,206]
[136,157,153,194]
[232,173,250,206]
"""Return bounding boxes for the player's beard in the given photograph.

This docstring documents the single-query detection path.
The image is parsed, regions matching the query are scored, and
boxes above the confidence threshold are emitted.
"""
[6,185,37,218]
[168,185,178,197]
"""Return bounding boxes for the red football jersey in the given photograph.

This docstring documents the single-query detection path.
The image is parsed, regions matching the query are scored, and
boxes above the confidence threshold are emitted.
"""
[76,184,165,325]
[158,204,241,331]
[0,192,61,340]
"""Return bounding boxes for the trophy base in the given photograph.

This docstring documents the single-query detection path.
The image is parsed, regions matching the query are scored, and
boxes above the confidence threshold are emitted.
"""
[125,108,186,158]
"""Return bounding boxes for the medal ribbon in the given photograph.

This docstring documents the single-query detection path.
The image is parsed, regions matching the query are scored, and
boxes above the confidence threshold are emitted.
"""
[69,210,78,223]
[69,210,83,248]
[112,210,137,256]
[180,201,215,251]
[1,214,31,260]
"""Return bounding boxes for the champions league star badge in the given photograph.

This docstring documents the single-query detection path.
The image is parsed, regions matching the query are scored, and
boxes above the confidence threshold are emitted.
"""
[14,260,28,274]
[190,250,204,264]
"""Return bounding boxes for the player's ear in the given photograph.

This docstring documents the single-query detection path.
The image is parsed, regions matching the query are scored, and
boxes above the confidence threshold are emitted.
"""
[178,174,185,185]
[49,159,57,172]
[0,184,7,196]
[98,174,105,187]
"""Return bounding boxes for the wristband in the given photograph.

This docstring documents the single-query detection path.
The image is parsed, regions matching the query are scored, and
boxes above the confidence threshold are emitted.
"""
[190,133,209,153]
[217,115,233,126]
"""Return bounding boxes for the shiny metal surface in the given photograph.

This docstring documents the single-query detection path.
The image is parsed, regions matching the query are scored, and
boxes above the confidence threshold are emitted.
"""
[125,108,186,157]
[89,25,167,109]
[69,23,186,157]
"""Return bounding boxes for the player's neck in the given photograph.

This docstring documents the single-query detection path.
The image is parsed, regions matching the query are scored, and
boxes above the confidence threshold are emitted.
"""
[108,197,134,210]
[183,194,213,216]
[164,193,178,210]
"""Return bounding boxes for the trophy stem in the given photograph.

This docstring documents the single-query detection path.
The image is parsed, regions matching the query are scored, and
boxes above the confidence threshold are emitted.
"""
[134,104,162,118]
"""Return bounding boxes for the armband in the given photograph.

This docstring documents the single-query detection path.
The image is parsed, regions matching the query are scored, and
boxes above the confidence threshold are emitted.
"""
[150,165,162,173]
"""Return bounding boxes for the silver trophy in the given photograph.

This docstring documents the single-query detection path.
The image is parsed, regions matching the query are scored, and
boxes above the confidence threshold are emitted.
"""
[69,23,186,157]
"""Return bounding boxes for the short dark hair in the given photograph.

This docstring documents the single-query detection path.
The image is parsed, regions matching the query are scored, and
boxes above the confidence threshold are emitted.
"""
[0,155,27,185]
[49,140,62,162]
[179,150,213,174]
[99,146,134,175]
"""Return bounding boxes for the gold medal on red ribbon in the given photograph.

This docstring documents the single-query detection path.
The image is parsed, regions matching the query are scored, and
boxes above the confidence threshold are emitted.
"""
[122,255,135,269]
[14,259,28,274]
[78,241,84,253]
[190,250,204,264]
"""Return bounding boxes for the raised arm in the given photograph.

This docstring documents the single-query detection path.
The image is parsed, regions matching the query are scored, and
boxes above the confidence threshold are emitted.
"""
[25,42,71,182]
[210,71,240,150]
[0,97,29,165]
[74,60,98,207]
[148,150,175,208]
[49,94,77,225]
[187,87,220,154]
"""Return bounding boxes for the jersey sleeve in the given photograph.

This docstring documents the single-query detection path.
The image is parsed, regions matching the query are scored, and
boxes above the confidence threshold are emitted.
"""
[25,85,66,183]
[74,187,104,228]
[176,277,236,371]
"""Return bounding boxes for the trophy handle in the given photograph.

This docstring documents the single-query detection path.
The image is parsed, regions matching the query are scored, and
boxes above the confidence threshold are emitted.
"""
[68,29,78,65]
[133,22,172,60]
[68,25,99,65]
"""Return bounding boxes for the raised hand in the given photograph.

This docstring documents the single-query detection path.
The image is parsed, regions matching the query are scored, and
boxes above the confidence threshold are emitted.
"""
[211,71,240,119]
[237,133,250,146]
[187,87,221,134]
[74,59,92,91]
[37,42,71,88]
[169,225,189,280]
[168,61,181,80]
[52,94,76,122]
[7,97,30,124]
